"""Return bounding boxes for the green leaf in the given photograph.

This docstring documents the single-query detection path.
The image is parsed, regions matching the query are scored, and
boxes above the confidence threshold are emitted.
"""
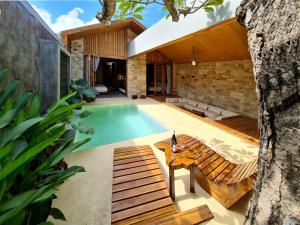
[50,208,66,221]
[0,142,16,160]
[0,109,16,129]
[0,185,51,223]
[0,124,64,182]
[47,92,76,113]
[0,80,21,106]
[26,94,40,119]
[0,68,8,83]
[134,6,145,13]
[41,166,85,186]
[204,6,214,12]
[1,117,43,146]
[14,92,33,114]
[0,188,55,213]
[0,179,7,203]
[3,210,26,225]
[133,14,143,20]
[49,139,90,167]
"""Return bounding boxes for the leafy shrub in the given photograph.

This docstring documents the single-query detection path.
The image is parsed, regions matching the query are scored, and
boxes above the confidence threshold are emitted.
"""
[69,79,98,103]
[0,68,90,225]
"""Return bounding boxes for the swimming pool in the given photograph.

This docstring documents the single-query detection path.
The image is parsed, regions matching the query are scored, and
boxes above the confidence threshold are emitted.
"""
[75,104,168,150]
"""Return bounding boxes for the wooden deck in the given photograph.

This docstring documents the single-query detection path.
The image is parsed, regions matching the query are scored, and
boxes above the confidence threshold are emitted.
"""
[214,116,259,143]
[111,145,214,224]
[164,103,259,145]
[155,135,258,208]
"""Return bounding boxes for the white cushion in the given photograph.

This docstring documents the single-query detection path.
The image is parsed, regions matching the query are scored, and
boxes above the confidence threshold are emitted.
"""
[178,98,187,103]
[187,100,198,107]
[166,98,179,103]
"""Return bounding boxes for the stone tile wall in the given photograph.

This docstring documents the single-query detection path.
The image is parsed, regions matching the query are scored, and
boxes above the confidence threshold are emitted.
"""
[70,39,84,80]
[173,60,258,118]
[127,54,146,97]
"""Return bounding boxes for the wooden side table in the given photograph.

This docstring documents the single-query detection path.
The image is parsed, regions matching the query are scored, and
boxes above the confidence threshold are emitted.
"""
[165,146,195,200]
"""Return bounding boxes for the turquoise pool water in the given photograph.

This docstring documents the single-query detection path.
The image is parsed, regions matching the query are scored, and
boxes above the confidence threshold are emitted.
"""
[75,104,168,150]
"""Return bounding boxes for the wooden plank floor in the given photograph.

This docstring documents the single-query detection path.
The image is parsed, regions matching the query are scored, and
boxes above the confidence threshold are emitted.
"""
[165,103,260,145]
[214,116,259,142]
[112,145,177,225]
[112,145,214,224]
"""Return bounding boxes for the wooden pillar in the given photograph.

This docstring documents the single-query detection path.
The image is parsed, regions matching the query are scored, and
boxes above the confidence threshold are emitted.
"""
[162,64,166,96]
[170,63,174,95]
[190,166,195,193]
[169,167,175,200]
[83,54,86,80]
[91,55,94,87]
[88,54,91,86]
[154,64,157,96]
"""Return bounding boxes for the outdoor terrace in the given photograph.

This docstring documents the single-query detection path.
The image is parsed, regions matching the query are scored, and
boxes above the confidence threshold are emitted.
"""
[51,97,259,225]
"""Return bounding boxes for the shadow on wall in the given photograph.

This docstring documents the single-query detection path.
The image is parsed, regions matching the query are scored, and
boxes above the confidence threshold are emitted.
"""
[206,1,233,26]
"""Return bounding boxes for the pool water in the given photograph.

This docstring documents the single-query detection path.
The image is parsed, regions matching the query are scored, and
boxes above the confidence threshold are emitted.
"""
[75,104,168,150]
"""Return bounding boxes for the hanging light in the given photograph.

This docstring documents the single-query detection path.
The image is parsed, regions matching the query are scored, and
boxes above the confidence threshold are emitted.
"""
[192,46,196,66]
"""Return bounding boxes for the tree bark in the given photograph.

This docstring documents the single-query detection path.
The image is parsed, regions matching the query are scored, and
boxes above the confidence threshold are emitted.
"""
[96,0,116,26]
[236,0,300,224]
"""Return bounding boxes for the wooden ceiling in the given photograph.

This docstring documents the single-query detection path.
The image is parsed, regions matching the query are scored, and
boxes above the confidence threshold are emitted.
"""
[152,18,251,64]
[61,18,145,46]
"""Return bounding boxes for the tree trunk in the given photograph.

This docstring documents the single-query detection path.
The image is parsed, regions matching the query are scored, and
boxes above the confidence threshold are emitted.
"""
[236,0,300,224]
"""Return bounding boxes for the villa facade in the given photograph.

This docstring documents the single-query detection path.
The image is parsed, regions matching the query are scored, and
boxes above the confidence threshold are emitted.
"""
[61,0,258,119]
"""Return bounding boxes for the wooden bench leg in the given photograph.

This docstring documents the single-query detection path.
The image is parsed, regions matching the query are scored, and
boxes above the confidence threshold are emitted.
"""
[169,167,175,200]
[190,166,195,193]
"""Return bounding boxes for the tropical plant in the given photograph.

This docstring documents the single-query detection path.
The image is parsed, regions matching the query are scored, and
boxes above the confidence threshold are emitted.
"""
[69,79,98,103]
[96,0,224,25]
[0,68,90,225]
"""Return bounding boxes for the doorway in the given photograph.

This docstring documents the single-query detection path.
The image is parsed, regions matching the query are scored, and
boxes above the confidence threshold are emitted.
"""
[95,58,127,97]
[146,63,172,96]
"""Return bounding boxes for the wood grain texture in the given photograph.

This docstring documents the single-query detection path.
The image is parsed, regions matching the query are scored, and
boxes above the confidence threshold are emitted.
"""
[112,145,214,224]
[154,134,258,208]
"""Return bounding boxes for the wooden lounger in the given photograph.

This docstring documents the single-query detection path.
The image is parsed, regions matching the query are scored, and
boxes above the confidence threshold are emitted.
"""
[112,145,214,225]
[155,135,258,209]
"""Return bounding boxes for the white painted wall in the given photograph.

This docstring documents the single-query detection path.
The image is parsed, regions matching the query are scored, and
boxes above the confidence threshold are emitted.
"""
[128,0,242,57]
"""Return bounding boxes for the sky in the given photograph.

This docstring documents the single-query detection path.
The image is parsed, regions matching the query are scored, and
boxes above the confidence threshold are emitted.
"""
[27,0,167,33]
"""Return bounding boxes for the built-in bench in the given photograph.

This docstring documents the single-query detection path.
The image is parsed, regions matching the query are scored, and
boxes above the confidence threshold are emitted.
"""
[166,98,239,120]
[155,134,258,208]
[111,145,214,224]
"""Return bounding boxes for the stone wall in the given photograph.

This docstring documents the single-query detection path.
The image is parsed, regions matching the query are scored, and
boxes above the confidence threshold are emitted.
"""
[70,39,84,80]
[127,54,146,97]
[0,1,61,93]
[173,60,258,118]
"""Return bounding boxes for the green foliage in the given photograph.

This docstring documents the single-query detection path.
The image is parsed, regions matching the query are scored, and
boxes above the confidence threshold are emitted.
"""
[114,0,224,20]
[0,68,90,225]
[70,79,98,101]
[115,0,146,20]
[204,0,224,12]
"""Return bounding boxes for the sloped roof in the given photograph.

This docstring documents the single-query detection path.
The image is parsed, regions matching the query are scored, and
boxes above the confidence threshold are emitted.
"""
[61,18,146,45]
[151,18,251,63]
[128,0,246,60]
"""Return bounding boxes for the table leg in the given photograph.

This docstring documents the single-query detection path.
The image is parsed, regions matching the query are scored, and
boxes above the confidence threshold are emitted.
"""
[169,167,175,200]
[190,166,195,193]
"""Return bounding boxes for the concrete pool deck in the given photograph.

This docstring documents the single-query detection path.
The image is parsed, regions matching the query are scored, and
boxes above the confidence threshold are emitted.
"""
[51,97,259,225]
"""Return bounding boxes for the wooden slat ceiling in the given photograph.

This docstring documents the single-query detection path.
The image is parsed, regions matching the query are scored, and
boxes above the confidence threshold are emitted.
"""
[61,18,145,42]
[152,18,251,64]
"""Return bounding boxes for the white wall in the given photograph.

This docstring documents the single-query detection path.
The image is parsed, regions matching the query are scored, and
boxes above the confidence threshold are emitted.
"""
[128,0,242,57]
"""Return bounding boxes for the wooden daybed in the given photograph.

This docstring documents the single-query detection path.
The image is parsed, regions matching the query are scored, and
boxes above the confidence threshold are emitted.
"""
[155,134,258,208]
[111,145,214,225]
